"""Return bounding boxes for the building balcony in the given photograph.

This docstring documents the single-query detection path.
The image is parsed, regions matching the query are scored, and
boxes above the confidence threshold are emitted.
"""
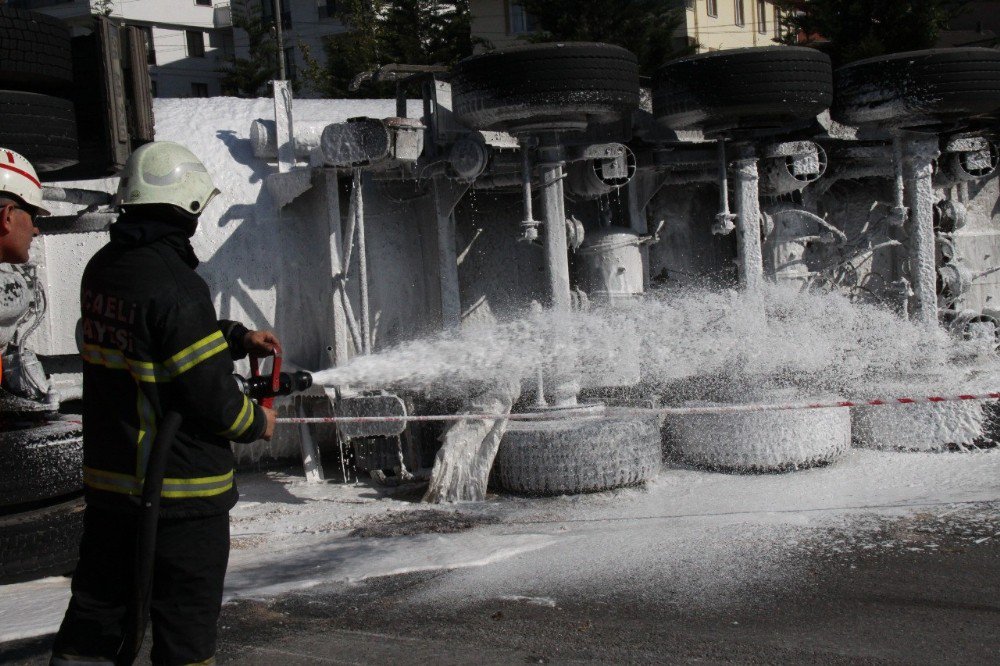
[214,3,233,29]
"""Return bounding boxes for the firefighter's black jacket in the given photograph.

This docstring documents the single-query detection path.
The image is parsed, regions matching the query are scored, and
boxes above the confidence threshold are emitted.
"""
[79,209,266,518]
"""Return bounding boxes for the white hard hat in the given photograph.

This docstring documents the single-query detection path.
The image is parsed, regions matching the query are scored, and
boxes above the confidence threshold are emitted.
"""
[0,148,50,216]
[117,141,220,216]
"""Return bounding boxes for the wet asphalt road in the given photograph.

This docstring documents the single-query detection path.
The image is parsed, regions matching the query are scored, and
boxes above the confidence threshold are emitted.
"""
[3,517,999,665]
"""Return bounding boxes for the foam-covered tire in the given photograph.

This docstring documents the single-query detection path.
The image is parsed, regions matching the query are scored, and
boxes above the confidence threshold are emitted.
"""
[0,420,83,508]
[451,42,641,131]
[852,401,998,451]
[833,48,1000,128]
[495,415,661,495]
[664,400,850,472]
[0,7,73,92]
[653,46,833,133]
[0,496,84,585]
[0,90,78,172]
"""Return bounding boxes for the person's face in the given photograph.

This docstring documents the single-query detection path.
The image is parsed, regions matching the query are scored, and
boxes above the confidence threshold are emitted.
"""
[0,203,40,264]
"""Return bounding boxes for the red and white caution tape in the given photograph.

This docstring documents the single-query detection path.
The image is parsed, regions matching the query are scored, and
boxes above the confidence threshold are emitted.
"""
[275,391,1000,425]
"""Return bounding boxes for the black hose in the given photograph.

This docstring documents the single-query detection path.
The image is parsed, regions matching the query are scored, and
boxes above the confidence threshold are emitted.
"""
[116,411,183,666]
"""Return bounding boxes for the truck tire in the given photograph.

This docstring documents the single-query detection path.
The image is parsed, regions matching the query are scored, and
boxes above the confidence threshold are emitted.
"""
[852,401,998,451]
[663,396,851,472]
[833,48,1000,128]
[653,46,833,133]
[0,420,83,508]
[0,7,73,92]
[0,496,84,585]
[0,90,78,172]
[451,42,641,132]
[495,415,661,495]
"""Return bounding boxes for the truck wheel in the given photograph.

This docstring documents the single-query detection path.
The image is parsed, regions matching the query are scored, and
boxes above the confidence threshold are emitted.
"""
[663,396,851,472]
[0,420,83,508]
[495,415,661,495]
[833,48,1000,128]
[0,7,73,93]
[653,46,833,133]
[0,496,84,585]
[0,90,78,172]
[451,42,641,132]
[852,401,998,451]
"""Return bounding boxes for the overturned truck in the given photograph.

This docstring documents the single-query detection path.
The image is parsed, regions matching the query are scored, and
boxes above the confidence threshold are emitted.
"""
[255,43,1000,494]
[4,37,1000,583]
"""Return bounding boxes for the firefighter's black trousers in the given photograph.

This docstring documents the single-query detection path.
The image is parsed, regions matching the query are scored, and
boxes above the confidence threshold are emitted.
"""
[52,505,229,665]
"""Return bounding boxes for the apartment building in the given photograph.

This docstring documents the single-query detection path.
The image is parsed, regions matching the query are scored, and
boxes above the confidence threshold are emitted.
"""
[11,0,235,97]
[680,0,784,51]
[470,0,785,53]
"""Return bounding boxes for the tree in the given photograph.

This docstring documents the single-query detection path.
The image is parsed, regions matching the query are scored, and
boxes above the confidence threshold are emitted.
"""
[305,0,476,98]
[776,0,967,67]
[220,5,280,97]
[519,0,694,77]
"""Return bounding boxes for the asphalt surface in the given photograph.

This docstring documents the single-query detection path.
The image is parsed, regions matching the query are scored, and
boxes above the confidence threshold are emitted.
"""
[3,510,999,665]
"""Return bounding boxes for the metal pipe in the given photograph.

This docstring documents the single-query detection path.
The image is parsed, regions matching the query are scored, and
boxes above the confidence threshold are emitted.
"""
[339,288,364,356]
[274,0,287,80]
[903,135,941,326]
[733,144,764,290]
[519,140,539,240]
[713,139,736,234]
[890,134,909,226]
[354,170,372,354]
[521,143,534,222]
[537,142,572,311]
[41,187,113,206]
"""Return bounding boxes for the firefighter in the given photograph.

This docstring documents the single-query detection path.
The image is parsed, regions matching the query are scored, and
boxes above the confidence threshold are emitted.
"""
[0,147,44,265]
[0,148,46,383]
[52,141,278,666]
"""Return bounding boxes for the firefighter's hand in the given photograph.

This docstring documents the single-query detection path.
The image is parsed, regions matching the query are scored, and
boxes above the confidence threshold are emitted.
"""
[244,330,281,357]
[262,406,277,441]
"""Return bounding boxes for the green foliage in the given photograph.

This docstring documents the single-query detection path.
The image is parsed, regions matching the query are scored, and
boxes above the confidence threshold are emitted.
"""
[519,0,694,76]
[220,5,279,97]
[776,0,966,66]
[309,0,476,98]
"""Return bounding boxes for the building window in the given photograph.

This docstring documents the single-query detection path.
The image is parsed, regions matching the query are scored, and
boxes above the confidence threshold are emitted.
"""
[191,82,209,97]
[734,0,745,27]
[507,1,537,35]
[774,6,782,38]
[318,0,337,19]
[284,46,296,80]
[140,26,156,65]
[186,30,205,57]
[685,0,694,9]
[706,0,718,18]
[195,0,212,6]
[757,0,767,34]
